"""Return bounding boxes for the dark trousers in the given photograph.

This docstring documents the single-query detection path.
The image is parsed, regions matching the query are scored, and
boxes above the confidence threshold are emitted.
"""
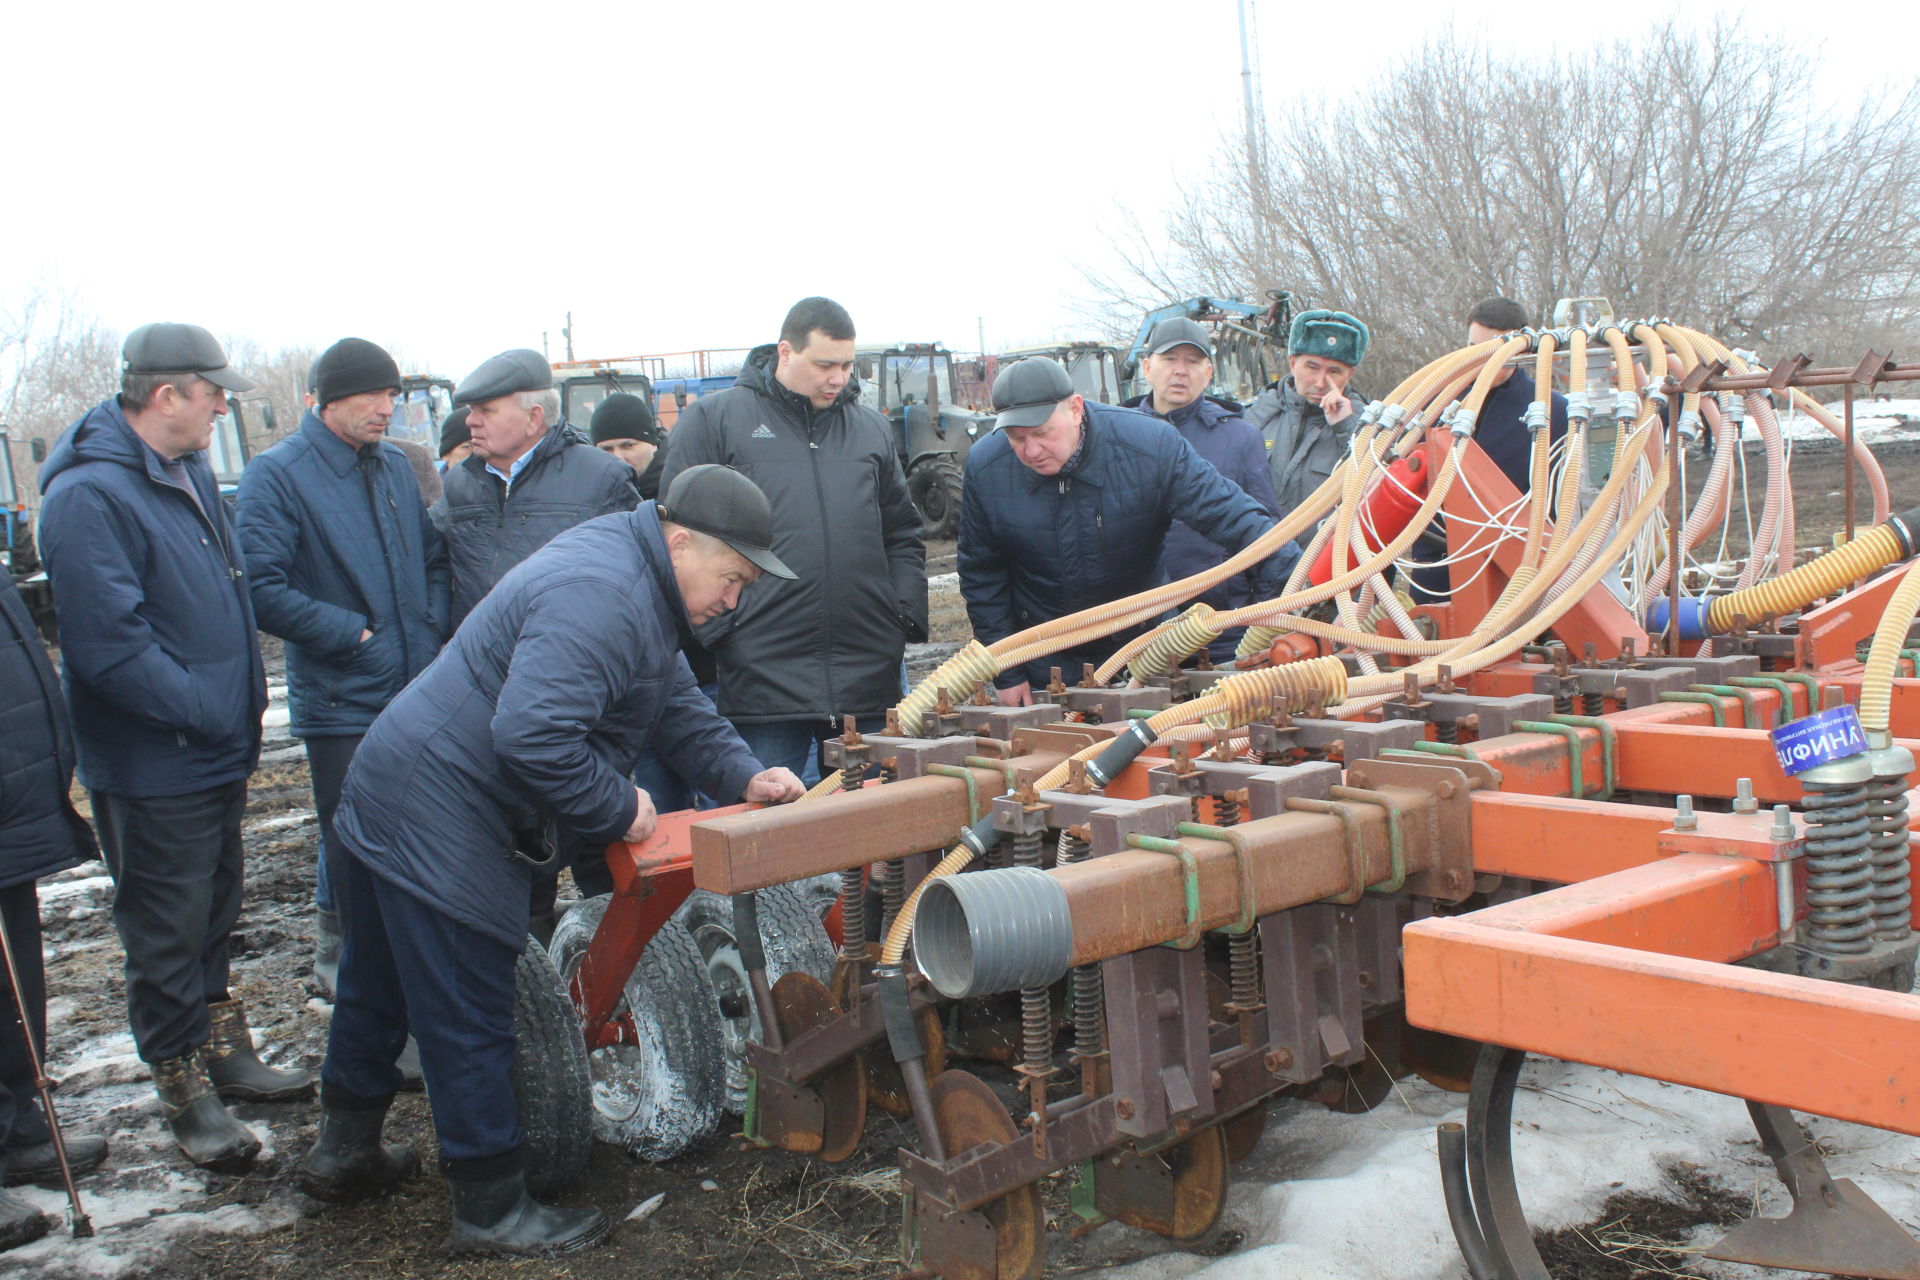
[323,853,522,1164]
[305,734,364,917]
[91,781,246,1063]
[0,882,52,1156]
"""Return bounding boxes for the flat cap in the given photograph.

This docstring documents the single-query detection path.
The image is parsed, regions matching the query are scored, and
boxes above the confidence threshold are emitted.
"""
[454,348,553,406]
[1146,317,1214,358]
[991,357,1076,430]
[123,322,255,393]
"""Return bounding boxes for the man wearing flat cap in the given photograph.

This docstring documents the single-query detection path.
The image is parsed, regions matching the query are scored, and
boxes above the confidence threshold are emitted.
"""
[39,323,308,1174]
[1123,318,1280,663]
[959,357,1297,704]
[1244,308,1373,540]
[434,348,640,626]
[303,464,804,1256]
[235,338,450,993]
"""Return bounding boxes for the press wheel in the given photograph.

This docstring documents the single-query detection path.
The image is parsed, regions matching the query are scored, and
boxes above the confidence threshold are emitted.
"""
[1098,1124,1229,1244]
[770,971,865,1162]
[924,1069,1044,1280]
[1220,1102,1267,1164]
[1304,1010,1404,1114]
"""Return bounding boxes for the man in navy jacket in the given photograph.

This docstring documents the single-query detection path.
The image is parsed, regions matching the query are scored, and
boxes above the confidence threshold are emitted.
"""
[959,357,1297,703]
[236,338,449,991]
[38,324,309,1176]
[1124,318,1281,663]
[303,465,803,1255]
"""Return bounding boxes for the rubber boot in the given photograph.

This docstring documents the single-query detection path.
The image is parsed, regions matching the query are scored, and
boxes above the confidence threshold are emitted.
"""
[0,1189,49,1253]
[313,909,341,998]
[4,1131,109,1186]
[152,1053,260,1174]
[204,998,314,1102]
[298,1095,419,1203]
[445,1166,611,1257]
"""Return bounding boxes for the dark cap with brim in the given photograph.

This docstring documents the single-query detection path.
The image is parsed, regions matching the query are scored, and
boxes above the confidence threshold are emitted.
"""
[123,322,256,393]
[454,348,553,406]
[991,357,1076,430]
[658,463,797,580]
[1146,316,1214,358]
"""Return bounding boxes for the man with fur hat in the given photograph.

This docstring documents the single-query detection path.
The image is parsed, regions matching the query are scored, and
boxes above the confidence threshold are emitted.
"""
[1244,308,1373,542]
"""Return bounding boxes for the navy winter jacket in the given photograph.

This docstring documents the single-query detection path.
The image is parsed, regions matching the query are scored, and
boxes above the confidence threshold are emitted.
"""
[38,399,266,796]
[433,420,641,626]
[0,566,97,890]
[1125,394,1281,615]
[334,505,764,948]
[1471,374,1569,493]
[958,401,1297,690]
[236,412,450,738]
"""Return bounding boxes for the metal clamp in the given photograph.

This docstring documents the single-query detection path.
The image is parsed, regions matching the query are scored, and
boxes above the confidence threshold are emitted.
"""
[1658,690,1727,726]
[1126,833,1205,949]
[1513,721,1590,801]
[1178,821,1258,934]
[1691,683,1764,730]
[1328,785,1407,893]
[1284,797,1366,904]
[1727,675,1798,726]
[1547,713,1616,801]
[925,763,984,826]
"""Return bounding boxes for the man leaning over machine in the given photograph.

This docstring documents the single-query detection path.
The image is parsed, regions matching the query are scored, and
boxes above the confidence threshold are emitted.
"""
[301,464,805,1257]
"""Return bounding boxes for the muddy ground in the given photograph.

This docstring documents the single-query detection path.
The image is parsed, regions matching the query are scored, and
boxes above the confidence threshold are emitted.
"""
[14,439,1919,1280]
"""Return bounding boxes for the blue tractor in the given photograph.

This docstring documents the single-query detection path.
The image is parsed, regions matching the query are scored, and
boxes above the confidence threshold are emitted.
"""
[854,343,992,539]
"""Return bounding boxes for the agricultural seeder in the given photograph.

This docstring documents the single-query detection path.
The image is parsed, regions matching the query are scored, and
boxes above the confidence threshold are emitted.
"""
[549,309,1920,1279]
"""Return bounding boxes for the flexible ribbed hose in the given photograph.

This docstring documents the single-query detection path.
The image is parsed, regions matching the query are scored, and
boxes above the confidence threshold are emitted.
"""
[893,639,999,733]
[804,771,845,800]
[1860,560,1920,735]
[1094,603,1217,684]
[1706,525,1904,634]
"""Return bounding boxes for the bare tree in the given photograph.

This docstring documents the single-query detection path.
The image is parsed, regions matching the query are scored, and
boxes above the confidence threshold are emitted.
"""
[1084,22,1920,391]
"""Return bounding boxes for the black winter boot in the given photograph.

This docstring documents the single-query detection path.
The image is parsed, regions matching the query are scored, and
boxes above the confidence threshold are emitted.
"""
[313,909,342,998]
[0,1189,49,1253]
[445,1166,610,1256]
[152,1053,260,1174]
[204,998,314,1102]
[4,1131,109,1186]
[298,1095,419,1203]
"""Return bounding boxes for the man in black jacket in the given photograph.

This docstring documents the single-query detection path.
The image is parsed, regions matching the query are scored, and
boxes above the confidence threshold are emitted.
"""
[659,298,927,783]
[0,566,108,1250]
[589,392,665,498]
[434,350,641,626]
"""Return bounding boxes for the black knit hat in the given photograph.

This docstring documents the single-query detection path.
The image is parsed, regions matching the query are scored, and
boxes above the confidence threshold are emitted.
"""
[590,392,661,446]
[439,406,472,458]
[310,338,402,409]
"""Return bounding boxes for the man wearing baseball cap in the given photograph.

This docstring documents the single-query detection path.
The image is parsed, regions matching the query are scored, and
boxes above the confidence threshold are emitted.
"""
[303,463,801,1254]
[958,356,1297,704]
[434,348,639,626]
[235,338,450,995]
[1123,318,1280,662]
[39,323,299,1173]
[1244,308,1372,540]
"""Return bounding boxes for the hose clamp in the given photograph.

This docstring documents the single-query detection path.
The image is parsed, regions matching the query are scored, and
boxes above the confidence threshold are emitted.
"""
[1677,408,1702,442]
[1358,400,1384,427]
[1719,392,1746,422]
[1522,402,1550,432]
[1615,390,1642,420]
[1564,391,1590,422]
[1377,402,1405,431]
[1645,390,1670,416]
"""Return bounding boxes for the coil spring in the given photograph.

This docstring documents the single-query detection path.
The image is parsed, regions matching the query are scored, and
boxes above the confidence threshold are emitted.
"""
[1434,718,1459,745]
[1802,777,1875,954]
[1011,829,1054,1075]
[1214,797,1262,1013]
[1554,692,1574,715]
[1867,773,1912,942]
[1056,833,1105,1059]
[876,858,907,935]
[837,757,870,959]
[1581,691,1606,716]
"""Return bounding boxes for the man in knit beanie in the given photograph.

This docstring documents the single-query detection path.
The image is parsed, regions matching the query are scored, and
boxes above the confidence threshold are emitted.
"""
[589,392,666,499]
[235,338,450,996]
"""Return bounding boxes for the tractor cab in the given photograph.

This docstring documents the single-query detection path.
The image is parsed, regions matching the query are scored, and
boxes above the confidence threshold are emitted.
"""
[550,358,657,433]
[853,343,990,538]
[997,342,1127,405]
[390,375,456,452]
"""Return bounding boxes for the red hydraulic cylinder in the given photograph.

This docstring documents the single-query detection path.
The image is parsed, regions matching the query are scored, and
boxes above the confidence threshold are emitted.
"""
[1307,448,1429,586]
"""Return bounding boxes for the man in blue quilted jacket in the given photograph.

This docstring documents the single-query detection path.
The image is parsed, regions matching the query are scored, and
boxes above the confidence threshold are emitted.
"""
[959,358,1298,704]
[303,464,802,1256]
[236,338,450,994]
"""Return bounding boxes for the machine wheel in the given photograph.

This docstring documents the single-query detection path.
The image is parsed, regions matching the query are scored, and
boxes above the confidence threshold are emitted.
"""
[547,896,724,1159]
[1097,1125,1229,1245]
[908,458,965,539]
[677,886,835,1115]
[510,935,593,1194]
[770,971,867,1162]
[924,1069,1044,1280]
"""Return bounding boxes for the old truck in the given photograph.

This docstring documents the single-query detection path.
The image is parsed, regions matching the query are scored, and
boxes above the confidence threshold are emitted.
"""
[854,343,992,539]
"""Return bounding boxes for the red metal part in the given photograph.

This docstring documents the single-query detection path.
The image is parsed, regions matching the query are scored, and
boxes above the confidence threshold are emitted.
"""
[1308,447,1430,586]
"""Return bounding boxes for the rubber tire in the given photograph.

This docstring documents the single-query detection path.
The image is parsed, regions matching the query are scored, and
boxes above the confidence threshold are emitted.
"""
[676,885,836,1114]
[907,458,964,539]
[510,935,593,1195]
[547,897,724,1161]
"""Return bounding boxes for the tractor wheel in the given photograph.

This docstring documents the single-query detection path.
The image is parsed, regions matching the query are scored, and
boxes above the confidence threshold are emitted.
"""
[908,458,965,539]
[676,886,837,1114]
[547,895,724,1159]
[509,934,594,1194]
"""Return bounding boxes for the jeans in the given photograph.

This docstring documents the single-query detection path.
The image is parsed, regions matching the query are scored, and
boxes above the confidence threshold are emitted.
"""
[322,853,523,1163]
[733,714,891,787]
[91,781,246,1062]
[304,734,364,917]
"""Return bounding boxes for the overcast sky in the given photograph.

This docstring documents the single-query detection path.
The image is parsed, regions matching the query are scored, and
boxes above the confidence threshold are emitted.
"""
[3,0,1911,381]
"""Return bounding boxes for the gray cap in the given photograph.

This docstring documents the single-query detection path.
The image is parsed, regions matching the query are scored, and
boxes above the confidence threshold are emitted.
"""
[122,323,255,393]
[454,348,553,407]
[991,357,1076,430]
[659,463,797,580]
[1147,317,1214,359]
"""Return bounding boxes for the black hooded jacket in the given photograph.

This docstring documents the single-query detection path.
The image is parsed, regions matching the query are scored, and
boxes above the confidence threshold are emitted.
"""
[658,345,927,724]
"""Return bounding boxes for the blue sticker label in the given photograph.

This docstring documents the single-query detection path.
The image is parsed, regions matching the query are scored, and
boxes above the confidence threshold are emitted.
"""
[1770,705,1868,776]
